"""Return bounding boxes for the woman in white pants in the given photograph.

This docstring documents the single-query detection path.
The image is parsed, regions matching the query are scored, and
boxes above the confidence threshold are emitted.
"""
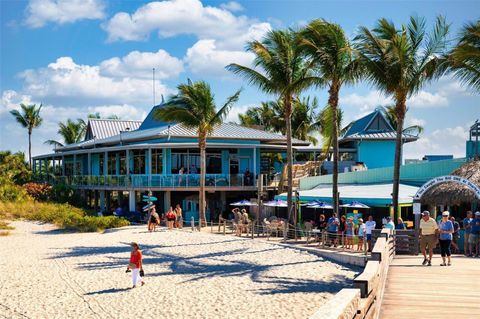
[127,242,144,288]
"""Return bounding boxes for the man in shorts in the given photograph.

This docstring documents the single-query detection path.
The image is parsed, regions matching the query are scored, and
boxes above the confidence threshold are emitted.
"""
[365,215,376,252]
[419,211,438,266]
[469,211,480,257]
[463,211,473,256]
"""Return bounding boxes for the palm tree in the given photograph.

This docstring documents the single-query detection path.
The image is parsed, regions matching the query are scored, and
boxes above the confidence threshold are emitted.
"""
[44,119,87,147]
[300,19,361,216]
[227,29,318,221]
[9,103,43,167]
[450,20,480,92]
[154,80,241,227]
[239,97,321,145]
[318,104,349,160]
[355,16,449,221]
[381,106,424,137]
[88,112,121,119]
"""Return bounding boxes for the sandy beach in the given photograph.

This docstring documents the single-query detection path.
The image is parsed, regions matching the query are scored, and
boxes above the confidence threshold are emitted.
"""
[0,221,358,319]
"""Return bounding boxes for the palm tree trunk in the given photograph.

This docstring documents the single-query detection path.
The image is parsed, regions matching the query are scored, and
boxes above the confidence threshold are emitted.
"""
[28,130,32,168]
[328,83,340,217]
[285,96,294,224]
[199,133,207,228]
[392,97,406,223]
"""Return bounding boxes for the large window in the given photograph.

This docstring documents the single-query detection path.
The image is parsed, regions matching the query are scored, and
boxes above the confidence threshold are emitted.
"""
[171,149,221,174]
[206,154,221,174]
[132,150,145,174]
[151,149,163,174]
[108,153,116,175]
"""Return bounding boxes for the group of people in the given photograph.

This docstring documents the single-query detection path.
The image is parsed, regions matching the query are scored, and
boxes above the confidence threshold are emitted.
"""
[318,214,377,252]
[146,204,184,232]
[419,210,480,266]
[231,208,251,235]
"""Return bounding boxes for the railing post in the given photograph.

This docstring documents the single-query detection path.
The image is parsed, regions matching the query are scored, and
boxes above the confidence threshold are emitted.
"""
[251,223,254,239]
[223,220,226,235]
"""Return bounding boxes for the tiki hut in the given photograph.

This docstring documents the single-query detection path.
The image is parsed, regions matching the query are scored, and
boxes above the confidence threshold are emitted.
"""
[421,160,480,206]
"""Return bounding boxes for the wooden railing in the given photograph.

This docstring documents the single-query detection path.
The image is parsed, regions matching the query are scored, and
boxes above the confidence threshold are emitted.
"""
[310,229,394,319]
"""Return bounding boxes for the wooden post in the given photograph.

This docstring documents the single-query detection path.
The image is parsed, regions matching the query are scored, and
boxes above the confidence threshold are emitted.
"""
[251,223,254,239]
[223,220,226,235]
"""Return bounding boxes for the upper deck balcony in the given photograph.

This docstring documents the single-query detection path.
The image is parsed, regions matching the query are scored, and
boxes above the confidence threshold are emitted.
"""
[35,173,258,191]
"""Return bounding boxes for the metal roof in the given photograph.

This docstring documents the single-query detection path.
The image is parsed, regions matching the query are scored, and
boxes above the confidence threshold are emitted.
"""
[342,131,418,142]
[57,122,309,151]
[85,119,142,140]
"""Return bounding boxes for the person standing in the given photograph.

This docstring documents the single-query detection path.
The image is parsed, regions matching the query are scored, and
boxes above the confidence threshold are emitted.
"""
[357,218,366,251]
[175,204,183,229]
[469,211,480,257]
[438,211,454,266]
[338,215,347,248]
[327,213,339,247]
[166,207,175,230]
[345,217,354,249]
[365,215,376,252]
[396,217,407,230]
[463,211,473,256]
[126,242,144,288]
[383,216,395,230]
[419,211,438,266]
[450,216,460,253]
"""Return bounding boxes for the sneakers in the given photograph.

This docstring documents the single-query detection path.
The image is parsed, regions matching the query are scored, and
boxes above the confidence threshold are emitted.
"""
[422,258,428,265]
[427,260,432,266]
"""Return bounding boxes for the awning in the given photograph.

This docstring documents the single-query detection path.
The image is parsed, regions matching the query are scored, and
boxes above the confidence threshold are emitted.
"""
[276,183,419,207]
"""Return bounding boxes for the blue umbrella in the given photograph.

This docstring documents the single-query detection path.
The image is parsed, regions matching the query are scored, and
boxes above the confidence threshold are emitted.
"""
[305,200,333,209]
[340,201,370,209]
[230,199,258,206]
[263,199,288,207]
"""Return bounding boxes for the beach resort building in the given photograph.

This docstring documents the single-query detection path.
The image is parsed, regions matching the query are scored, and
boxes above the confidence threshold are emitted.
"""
[32,104,309,221]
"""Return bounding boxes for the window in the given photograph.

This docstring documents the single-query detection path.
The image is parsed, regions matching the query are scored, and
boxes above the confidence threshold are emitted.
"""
[151,149,163,174]
[206,154,222,174]
[108,153,116,175]
[132,150,145,174]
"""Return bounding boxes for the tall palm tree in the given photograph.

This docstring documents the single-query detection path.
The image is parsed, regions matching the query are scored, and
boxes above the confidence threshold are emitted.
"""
[318,104,349,160]
[450,20,480,92]
[300,19,361,216]
[238,101,278,131]
[44,119,87,147]
[355,16,449,221]
[154,80,241,227]
[9,103,43,167]
[227,29,318,221]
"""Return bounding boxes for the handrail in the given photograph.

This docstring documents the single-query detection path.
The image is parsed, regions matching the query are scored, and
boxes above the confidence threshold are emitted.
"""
[310,228,394,319]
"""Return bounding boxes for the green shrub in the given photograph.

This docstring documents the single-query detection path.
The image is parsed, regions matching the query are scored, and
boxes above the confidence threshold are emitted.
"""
[0,181,30,202]
[0,201,129,232]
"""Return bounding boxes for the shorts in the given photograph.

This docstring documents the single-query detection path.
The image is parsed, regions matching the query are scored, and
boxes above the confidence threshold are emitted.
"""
[469,233,479,244]
[366,234,372,241]
[420,234,437,251]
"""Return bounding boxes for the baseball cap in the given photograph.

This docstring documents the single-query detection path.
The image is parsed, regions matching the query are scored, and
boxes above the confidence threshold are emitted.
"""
[421,211,430,216]
[475,211,480,216]
[442,211,450,217]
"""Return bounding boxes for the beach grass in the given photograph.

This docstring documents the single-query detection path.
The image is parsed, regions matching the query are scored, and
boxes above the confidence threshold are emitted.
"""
[0,201,130,232]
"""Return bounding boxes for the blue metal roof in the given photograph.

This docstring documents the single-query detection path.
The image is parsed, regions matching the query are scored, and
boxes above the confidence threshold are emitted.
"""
[138,104,170,130]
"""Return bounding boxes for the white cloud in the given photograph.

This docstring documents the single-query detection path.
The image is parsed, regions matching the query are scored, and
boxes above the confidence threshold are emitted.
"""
[103,0,270,48]
[89,104,147,121]
[19,55,172,105]
[406,117,426,127]
[99,49,184,79]
[25,0,105,28]
[340,90,392,113]
[185,40,254,77]
[225,103,254,123]
[408,91,448,108]
[1,90,36,115]
[220,1,244,12]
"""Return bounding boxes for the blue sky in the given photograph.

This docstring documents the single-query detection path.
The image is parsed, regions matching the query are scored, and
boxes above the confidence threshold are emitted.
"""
[1,0,479,159]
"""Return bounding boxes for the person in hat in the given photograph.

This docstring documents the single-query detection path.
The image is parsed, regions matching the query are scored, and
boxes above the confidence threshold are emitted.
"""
[469,211,480,257]
[438,211,454,266]
[463,211,473,256]
[419,211,438,266]
[126,242,144,288]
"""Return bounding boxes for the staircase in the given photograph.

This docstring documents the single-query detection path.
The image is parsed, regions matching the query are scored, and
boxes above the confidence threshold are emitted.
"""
[277,161,321,193]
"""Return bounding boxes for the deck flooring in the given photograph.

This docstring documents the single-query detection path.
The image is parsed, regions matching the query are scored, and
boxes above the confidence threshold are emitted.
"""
[380,255,480,319]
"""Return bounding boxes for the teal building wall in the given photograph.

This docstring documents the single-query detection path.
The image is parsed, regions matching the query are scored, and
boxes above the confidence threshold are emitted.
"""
[357,140,396,169]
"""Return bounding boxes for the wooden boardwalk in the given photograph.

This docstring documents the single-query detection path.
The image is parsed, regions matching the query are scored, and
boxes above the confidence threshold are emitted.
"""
[380,255,480,319]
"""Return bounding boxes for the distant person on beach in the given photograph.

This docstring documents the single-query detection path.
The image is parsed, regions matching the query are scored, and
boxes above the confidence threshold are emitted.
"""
[365,215,376,252]
[126,242,144,288]
[419,211,438,266]
[166,207,175,230]
[327,214,339,247]
[438,211,454,266]
[345,217,354,249]
[463,211,473,256]
[469,211,480,257]
[147,207,160,232]
[357,218,366,251]
[175,204,183,229]
[396,217,406,230]
[450,216,460,253]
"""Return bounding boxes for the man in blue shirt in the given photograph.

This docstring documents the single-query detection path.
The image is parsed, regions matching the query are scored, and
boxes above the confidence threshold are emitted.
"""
[469,211,480,257]
[327,214,339,247]
[463,211,473,256]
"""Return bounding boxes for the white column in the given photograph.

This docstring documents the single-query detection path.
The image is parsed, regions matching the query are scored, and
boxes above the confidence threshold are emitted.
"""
[129,191,136,212]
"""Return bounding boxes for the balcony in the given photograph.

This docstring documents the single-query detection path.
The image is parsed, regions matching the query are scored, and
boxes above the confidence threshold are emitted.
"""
[36,174,257,190]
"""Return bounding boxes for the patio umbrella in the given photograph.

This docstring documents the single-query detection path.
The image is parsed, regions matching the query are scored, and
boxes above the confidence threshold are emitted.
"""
[229,199,259,206]
[340,201,370,209]
[305,200,333,209]
[263,199,288,207]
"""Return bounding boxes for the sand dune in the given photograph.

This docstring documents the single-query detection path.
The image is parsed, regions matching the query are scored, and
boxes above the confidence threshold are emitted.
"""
[0,221,358,319]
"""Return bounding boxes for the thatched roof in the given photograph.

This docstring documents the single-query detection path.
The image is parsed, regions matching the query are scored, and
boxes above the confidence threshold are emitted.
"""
[421,160,480,205]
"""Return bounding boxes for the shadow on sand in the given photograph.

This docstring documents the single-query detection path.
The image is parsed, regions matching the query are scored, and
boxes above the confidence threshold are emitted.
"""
[84,287,131,295]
